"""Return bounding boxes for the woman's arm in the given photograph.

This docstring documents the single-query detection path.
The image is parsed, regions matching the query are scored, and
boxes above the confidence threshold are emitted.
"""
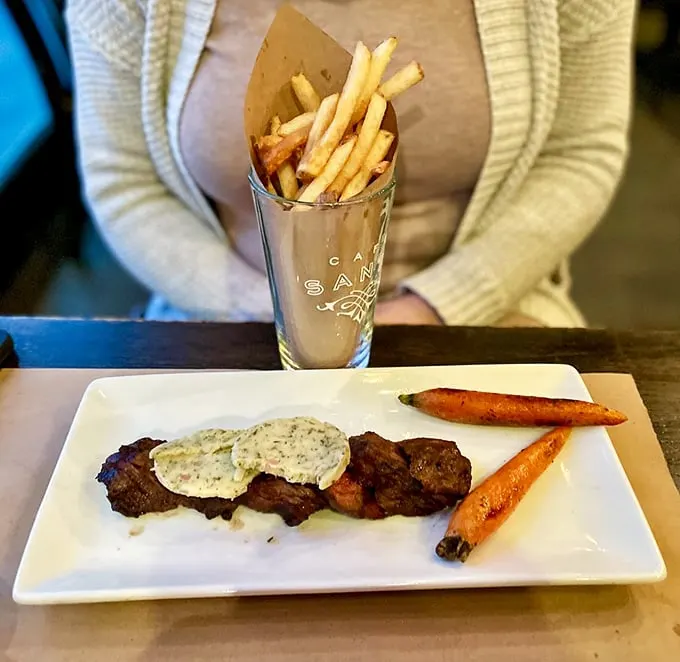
[401,1,636,326]
[66,4,272,320]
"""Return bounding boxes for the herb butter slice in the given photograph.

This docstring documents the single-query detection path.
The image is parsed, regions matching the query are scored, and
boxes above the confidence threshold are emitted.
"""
[231,417,350,490]
[150,428,257,499]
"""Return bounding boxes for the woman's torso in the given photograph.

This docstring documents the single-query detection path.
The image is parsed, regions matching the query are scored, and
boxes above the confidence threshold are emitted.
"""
[180,0,491,292]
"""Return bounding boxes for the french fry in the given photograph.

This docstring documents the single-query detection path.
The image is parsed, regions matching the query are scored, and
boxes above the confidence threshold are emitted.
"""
[279,112,316,137]
[291,72,321,112]
[328,93,387,196]
[255,137,282,190]
[276,161,299,200]
[297,41,371,180]
[291,145,305,170]
[351,37,397,125]
[378,60,424,101]
[296,182,309,199]
[260,131,299,198]
[397,388,628,427]
[302,93,339,162]
[436,427,572,562]
[339,129,394,201]
[257,134,282,152]
[270,115,282,136]
[297,136,357,203]
[261,125,311,176]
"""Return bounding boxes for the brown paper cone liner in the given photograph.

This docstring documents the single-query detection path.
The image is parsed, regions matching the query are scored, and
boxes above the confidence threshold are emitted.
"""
[244,3,399,197]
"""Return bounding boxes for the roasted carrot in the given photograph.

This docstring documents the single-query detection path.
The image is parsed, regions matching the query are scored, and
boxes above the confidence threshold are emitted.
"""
[436,426,572,562]
[398,388,627,427]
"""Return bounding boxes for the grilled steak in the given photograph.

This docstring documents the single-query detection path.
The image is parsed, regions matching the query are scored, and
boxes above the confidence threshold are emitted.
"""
[96,438,238,520]
[239,474,326,526]
[329,432,470,517]
[97,438,325,526]
[398,437,472,497]
[97,432,472,526]
[322,472,386,519]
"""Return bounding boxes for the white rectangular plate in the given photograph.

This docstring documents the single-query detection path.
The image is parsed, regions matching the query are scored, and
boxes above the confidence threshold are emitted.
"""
[13,364,665,604]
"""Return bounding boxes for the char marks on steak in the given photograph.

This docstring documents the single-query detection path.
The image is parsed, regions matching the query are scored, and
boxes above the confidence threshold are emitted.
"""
[96,438,238,520]
[325,432,471,518]
[97,432,472,526]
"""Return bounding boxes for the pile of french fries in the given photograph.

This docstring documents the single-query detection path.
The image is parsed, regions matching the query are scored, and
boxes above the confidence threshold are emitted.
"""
[255,37,424,204]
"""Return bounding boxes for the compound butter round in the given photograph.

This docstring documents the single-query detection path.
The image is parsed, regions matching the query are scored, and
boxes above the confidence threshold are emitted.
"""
[150,428,257,499]
[231,416,350,490]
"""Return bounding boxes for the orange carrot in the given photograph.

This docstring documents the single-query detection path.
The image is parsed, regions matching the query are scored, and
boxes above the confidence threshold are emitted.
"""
[436,427,572,562]
[398,388,627,427]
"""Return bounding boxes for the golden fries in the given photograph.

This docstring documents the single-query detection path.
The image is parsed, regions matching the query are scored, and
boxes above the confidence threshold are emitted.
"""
[291,73,321,112]
[378,61,424,101]
[302,93,339,161]
[254,37,425,203]
[257,134,282,152]
[261,125,311,176]
[297,41,371,180]
[270,115,282,136]
[351,37,397,125]
[297,136,357,203]
[279,112,316,137]
[340,130,394,201]
[277,161,299,199]
[296,182,309,199]
[328,93,387,196]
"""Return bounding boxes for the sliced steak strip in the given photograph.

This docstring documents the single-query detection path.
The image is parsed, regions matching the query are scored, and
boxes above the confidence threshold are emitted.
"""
[239,474,327,526]
[97,432,473,526]
[96,438,238,520]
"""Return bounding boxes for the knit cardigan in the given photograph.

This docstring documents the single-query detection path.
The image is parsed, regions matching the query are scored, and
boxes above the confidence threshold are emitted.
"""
[64,0,636,325]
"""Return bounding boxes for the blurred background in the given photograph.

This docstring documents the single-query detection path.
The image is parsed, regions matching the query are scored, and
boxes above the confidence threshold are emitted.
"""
[0,0,678,327]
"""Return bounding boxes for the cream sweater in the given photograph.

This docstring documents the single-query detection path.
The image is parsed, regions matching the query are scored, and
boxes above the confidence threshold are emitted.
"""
[65,0,636,325]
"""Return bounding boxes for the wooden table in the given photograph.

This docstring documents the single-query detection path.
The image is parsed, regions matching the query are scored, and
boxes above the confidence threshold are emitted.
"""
[2,316,679,487]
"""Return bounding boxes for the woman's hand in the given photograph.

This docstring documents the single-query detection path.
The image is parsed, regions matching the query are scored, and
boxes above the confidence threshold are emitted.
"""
[374,292,443,326]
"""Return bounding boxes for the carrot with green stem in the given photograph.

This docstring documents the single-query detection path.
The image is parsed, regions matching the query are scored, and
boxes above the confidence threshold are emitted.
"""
[399,388,626,427]
[436,426,572,562]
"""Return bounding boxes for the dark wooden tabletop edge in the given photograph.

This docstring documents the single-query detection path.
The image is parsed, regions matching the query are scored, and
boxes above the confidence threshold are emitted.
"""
[3,315,680,332]
[1,316,678,488]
